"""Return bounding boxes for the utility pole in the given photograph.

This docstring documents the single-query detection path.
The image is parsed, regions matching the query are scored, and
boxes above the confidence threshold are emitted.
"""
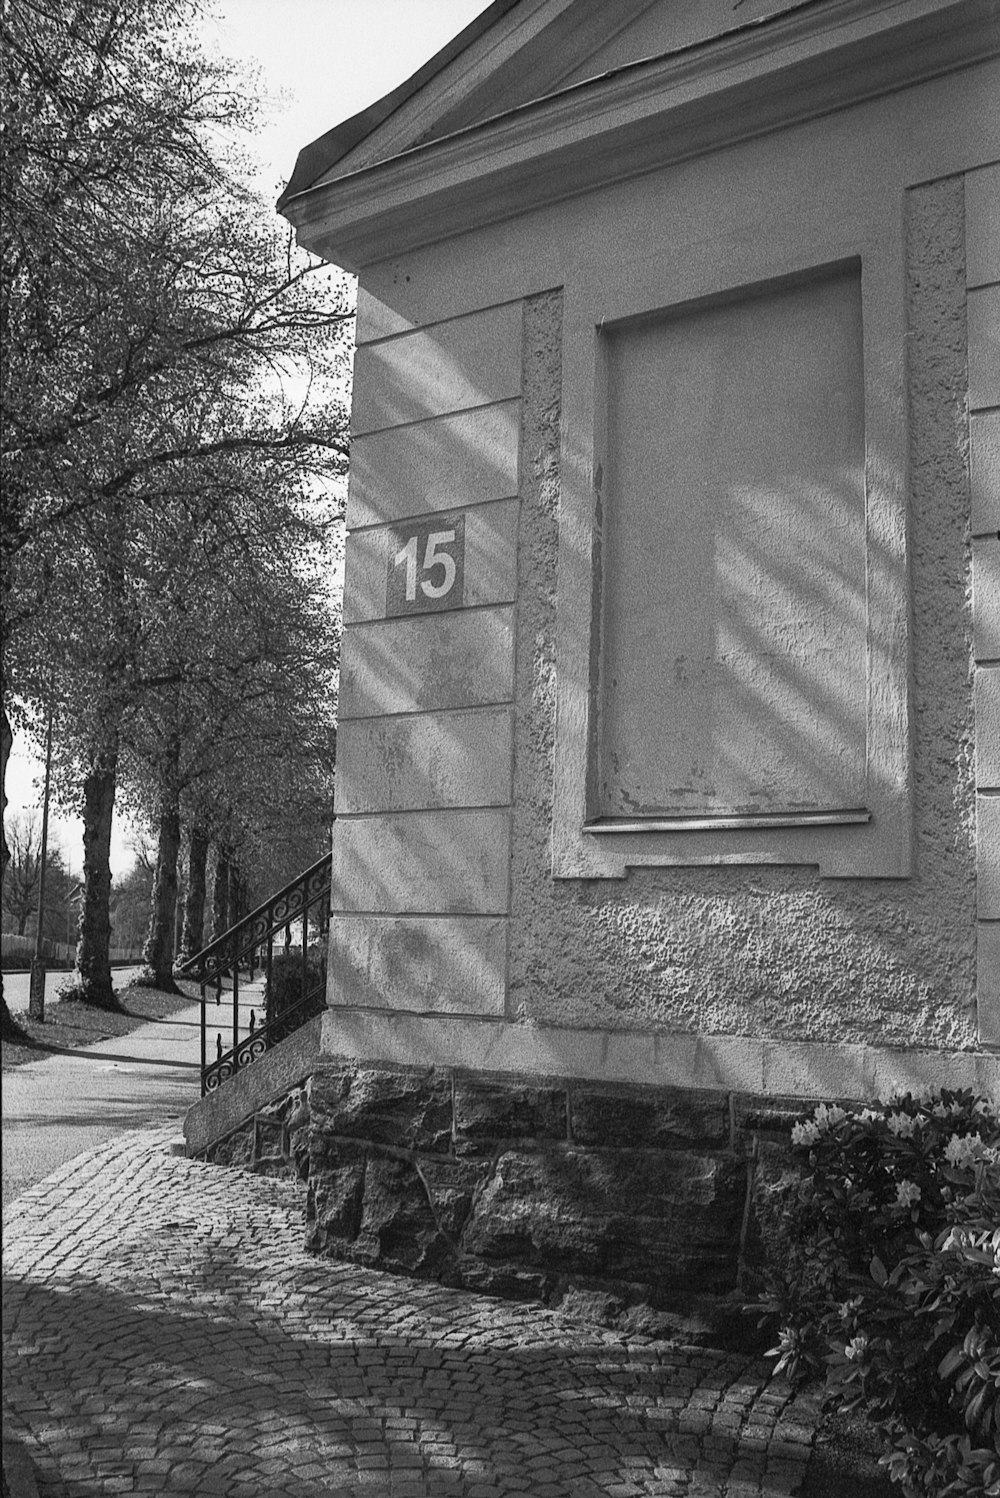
[28,704,54,1022]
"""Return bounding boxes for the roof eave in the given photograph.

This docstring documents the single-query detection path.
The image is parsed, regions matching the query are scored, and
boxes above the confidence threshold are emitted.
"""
[280,0,1000,273]
[275,0,521,211]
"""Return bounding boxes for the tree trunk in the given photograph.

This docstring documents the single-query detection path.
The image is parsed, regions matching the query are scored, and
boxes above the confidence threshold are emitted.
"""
[174,877,185,958]
[142,746,181,992]
[210,845,231,941]
[180,825,209,958]
[71,744,122,1010]
[0,704,29,1040]
[230,867,245,926]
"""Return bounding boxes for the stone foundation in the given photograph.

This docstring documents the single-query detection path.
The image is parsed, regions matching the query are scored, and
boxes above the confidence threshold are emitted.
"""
[200,1059,808,1338]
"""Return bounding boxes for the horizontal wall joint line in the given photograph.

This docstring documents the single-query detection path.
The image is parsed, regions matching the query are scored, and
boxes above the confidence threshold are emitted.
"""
[343,601,516,630]
[356,298,526,351]
[329,909,509,918]
[338,703,514,726]
[335,803,512,819]
[351,397,522,442]
[348,492,521,536]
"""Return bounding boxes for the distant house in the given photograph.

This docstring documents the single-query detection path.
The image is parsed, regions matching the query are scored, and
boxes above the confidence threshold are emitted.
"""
[190,0,999,1312]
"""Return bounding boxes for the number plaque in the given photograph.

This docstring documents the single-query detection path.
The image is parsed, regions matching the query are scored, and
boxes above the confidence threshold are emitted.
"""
[386,512,465,616]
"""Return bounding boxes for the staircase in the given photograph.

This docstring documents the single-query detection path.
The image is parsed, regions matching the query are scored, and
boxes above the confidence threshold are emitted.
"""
[177,852,332,1097]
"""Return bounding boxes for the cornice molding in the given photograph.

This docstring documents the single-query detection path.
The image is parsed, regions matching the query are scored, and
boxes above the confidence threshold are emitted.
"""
[282,0,1000,270]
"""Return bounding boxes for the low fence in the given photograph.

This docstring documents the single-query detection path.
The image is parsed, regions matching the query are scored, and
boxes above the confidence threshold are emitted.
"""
[1,935,144,968]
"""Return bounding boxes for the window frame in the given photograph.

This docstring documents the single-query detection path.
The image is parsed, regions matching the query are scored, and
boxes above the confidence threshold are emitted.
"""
[551,217,911,880]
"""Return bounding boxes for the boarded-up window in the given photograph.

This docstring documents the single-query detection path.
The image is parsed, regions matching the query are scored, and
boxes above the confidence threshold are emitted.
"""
[597,266,866,820]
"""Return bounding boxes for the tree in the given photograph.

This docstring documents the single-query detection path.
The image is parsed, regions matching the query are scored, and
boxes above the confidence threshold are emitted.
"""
[2,811,43,935]
[1,811,70,937]
[109,855,154,956]
[1,710,26,1039]
[2,0,351,1006]
[125,473,338,987]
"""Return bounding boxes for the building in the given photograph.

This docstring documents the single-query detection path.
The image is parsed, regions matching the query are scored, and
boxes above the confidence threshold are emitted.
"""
[187,0,999,1317]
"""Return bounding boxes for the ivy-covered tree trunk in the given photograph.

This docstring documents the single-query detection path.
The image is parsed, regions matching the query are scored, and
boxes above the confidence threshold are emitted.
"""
[230,867,248,925]
[71,744,122,1010]
[142,741,181,992]
[180,825,209,958]
[210,845,231,941]
[1,704,29,1040]
[173,845,186,957]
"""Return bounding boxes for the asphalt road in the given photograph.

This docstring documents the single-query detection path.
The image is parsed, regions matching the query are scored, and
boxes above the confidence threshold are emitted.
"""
[1,998,204,1208]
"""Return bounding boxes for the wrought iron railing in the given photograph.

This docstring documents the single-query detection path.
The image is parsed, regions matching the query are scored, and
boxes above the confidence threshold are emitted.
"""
[178,852,332,1095]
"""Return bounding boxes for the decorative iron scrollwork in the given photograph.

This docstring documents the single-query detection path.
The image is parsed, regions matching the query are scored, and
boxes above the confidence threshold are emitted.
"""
[181,850,332,1095]
[201,988,325,1094]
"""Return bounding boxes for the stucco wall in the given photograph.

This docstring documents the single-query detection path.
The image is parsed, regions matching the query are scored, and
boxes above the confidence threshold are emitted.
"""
[330,63,999,1076]
[509,180,976,1049]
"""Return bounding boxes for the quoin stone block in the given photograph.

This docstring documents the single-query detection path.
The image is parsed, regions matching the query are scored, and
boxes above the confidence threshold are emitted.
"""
[338,607,515,719]
[346,402,520,530]
[350,302,523,434]
[335,708,513,813]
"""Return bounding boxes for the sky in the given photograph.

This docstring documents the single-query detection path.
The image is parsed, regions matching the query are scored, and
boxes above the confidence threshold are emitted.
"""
[206,0,490,199]
[4,0,490,878]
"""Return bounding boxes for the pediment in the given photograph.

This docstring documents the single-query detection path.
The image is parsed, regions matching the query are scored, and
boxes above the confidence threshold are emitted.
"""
[280,0,999,269]
[281,0,802,202]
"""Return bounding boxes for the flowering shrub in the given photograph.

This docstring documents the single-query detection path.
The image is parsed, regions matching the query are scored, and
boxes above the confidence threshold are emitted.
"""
[758,1088,1000,1497]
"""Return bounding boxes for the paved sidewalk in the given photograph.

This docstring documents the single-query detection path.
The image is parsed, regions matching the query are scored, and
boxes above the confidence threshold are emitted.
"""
[3,1129,823,1497]
[3,980,264,1206]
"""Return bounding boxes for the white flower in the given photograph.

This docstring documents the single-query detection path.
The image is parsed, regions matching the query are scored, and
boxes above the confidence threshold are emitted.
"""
[894,1179,921,1209]
[860,1108,881,1124]
[808,1103,847,1135]
[844,1335,868,1362]
[944,1133,981,1168]
[792,1120,820,1147]
[886,1112,917,1138]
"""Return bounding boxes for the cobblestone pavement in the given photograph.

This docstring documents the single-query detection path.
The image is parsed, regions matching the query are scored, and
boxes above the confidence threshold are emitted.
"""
[3,1128,822,1497]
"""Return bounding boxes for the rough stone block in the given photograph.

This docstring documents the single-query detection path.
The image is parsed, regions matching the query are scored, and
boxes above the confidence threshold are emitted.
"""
[978,795,1000,918]
[350,1155,452,1273]
[966,163,1000,290]
[308,1064,453,1152]
[460,1147,744,1291]
[740,1139,803,1289]
[968,286,1000,412]
[330,809,511,915]
[414,1155,490,1241]
[451,1256,552,1303]
[974,542,1000,664]
[204,1126,254,1170]
[306,1142,366,1248]
[344,499,519,623]
[338,606,515,719]
[347,402,520,529]
[351,302,523,434]
[453,1076,568,1151]
[971,411,1000,535]
[570,1083,729,1147]
[335,708,513,812]
[976,669,1000,789]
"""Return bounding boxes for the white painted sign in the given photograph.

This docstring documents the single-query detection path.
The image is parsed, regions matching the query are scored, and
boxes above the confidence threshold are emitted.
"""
[386,512,465,615]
